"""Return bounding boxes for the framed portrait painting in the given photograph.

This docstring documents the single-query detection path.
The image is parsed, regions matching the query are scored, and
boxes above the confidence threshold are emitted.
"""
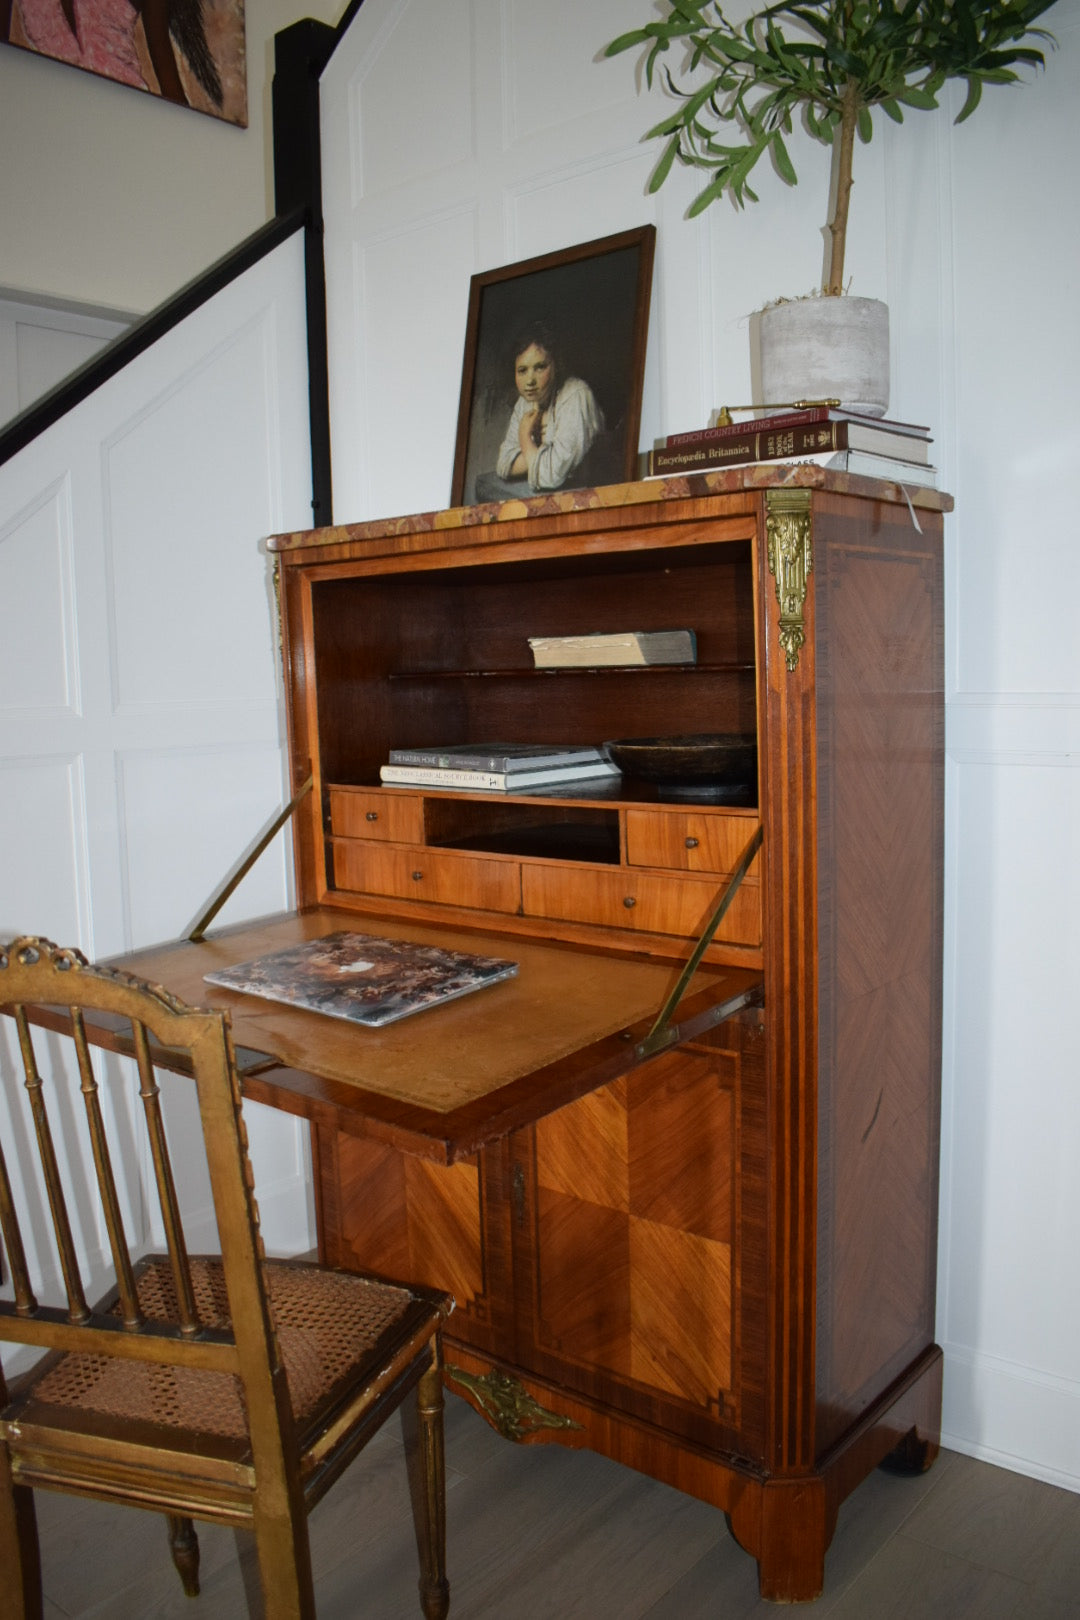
[451,225,655,508]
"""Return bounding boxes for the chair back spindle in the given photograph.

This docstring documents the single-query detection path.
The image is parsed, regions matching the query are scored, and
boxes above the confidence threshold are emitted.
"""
[13,1004,91,1326]
[71,1005,142,1330]
[131,1018,200,1336]
[0,1128,36,1318]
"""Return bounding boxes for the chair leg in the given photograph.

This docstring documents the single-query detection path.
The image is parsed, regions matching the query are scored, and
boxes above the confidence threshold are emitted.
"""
[251,1502,317,1620]
[165,1513,201,1597]
[0,1449,43,1620]
[404,1345,449,1620]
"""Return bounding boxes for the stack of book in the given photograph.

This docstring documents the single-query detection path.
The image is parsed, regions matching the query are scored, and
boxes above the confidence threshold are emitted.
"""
[527,629,696,668]
[645,407,937,487]
[380,743,621,793]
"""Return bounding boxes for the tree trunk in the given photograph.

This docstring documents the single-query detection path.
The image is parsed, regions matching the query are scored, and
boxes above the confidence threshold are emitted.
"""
[826,79,860,295]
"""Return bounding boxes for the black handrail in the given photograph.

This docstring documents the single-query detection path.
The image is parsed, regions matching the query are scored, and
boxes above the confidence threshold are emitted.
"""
[0,3,364,526]
[0,208,308,469]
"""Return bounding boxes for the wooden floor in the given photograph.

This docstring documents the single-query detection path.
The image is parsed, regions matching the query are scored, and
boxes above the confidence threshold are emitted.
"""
[29,1392,1080,1619]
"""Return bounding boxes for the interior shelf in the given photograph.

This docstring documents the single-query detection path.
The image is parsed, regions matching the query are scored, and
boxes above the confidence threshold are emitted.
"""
[387,662,756,682]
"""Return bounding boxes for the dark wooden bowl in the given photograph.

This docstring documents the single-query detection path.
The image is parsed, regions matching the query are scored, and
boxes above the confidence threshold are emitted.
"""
[603,733,757,786]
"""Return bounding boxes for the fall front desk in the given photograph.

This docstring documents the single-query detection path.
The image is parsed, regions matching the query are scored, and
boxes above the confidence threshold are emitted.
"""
[113,467,948,1601]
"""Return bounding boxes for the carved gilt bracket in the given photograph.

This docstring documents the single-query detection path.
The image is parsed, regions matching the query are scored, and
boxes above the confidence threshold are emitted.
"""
[445,1363,582,1443]
[765,488,813,672]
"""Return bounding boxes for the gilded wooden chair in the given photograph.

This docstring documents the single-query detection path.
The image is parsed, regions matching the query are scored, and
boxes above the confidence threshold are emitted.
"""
[0,936,452,1619]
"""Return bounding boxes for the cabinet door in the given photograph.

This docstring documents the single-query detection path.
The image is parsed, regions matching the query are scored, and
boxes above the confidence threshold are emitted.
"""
[509,1014,767,1458]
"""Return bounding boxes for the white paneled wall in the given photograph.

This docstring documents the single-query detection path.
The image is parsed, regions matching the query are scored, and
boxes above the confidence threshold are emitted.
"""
[320,0,1080,1488]
[0,295,132,428]
[0,236,317,1350]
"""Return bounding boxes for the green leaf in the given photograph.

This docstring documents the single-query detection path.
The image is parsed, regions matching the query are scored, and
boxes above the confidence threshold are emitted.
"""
[687,171,737,216]
[898,85,941,110]
[856,105,873,142]
[955,74,984,122]
[648,135,682,190]
[770,130,798,185]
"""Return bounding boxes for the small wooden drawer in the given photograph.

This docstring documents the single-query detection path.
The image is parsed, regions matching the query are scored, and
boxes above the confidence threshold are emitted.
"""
[332,840,522,914]
[625,809,761,875]
[521,863,761,943]
[328,787,424,844]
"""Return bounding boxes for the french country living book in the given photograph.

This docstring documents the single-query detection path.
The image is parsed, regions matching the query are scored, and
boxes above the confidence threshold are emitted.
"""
[665,407,930,450]
[387,742,607,773]
[528,629,697,668]
[204,930,519,1027]
[379,760,621,791]
[648,418,929,477]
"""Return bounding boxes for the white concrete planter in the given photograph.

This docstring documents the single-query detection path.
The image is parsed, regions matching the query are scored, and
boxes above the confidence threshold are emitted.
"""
[758,295,890,417]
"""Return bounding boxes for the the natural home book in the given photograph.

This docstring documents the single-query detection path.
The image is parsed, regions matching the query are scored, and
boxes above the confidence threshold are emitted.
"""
[204,931,519,1027]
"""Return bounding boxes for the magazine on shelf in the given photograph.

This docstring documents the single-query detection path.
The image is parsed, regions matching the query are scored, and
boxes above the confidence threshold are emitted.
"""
[387,742,607,773]
[203,931,519,1027]
[379,760,621,791]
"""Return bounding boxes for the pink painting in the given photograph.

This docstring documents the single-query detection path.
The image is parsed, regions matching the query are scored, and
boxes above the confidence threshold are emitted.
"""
[1,0,247,125]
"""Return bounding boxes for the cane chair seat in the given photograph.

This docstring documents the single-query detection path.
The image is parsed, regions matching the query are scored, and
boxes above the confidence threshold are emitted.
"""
[20,1255,425,1446]
[0,936,453,1620]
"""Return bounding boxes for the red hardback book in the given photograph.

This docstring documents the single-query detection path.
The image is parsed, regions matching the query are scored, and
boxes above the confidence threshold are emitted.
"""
[665,407,930,450]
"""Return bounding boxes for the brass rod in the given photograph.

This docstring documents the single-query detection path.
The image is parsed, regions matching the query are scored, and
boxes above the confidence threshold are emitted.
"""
[639,822,764,1057]
[187,773,314,943]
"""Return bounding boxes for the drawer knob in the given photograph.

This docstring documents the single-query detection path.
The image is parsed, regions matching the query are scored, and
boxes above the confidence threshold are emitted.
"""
[366,810,379,822]
[412,870,424,882]
[623,895,637,909]
[684,836,699,849]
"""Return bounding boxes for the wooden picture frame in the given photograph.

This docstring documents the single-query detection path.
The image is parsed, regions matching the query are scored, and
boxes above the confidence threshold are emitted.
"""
[451,225,655,508]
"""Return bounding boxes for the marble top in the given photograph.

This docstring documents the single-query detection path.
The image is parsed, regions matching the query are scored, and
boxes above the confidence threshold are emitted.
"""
[266,465,952,553]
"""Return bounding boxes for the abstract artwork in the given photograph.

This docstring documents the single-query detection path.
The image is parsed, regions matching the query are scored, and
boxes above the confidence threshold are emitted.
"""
[1,0,247,125]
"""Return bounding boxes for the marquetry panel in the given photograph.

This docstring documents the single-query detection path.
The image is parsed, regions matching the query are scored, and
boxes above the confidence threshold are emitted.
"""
[629,1218,732,1399]
[533,1078,629,1211]
[811,503,944,1455]
[533,1188,632,1372]
[626,1051,734,1242]
[525,1045,738,1425]
[323,1131,486,1316]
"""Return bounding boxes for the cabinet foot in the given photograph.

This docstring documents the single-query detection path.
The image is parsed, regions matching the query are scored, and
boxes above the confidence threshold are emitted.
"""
[879,1424,940,1476]
[728,1476,828,1602]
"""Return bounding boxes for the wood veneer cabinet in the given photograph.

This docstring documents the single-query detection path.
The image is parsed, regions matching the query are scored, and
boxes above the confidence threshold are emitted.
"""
[267,470,948,1601]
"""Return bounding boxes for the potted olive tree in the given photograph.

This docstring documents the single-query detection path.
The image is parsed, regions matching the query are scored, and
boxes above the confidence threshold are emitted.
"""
[607,0,1057,414]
